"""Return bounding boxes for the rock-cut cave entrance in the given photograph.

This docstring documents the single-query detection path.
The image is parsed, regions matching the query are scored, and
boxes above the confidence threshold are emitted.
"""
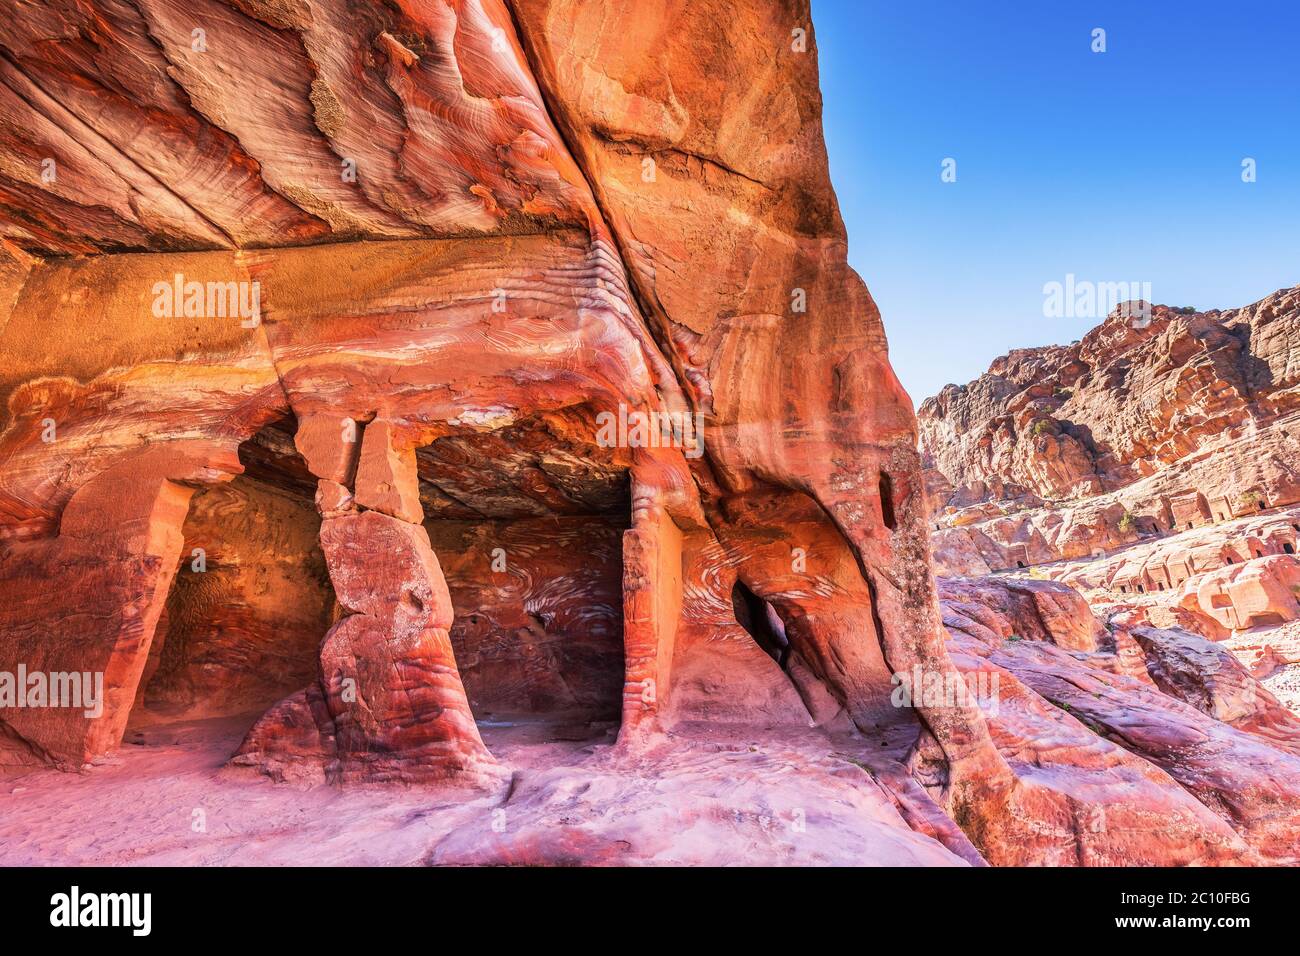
[129,418,336,733]
[416,418,629,742]
[130,415,630,749]
[731,580,790,670]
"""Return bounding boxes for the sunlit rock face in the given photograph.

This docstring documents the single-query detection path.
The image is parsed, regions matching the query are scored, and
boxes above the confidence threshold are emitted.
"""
[919,281,1300,838]
[939,576,1300,865]
[1,0,1294,866]
[921,290,1300,571]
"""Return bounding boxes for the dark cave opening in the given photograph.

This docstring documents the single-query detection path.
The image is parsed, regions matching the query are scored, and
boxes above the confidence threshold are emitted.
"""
[730,579,790,670]
[878,472,897,530]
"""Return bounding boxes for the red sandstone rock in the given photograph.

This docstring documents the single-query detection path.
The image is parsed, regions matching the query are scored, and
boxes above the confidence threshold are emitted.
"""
[293,414,360,488]
[1187,554,1300,630]
[314,479,355,518]
[938,576,1300,862]
[0,471,195,767]
[922,291,1300,513]
[974,635,1300,864]
[429,517,625,720]
[228,684,337,786]
[353,419,423,525]
[940,576,1156,690]
[1226,622,1300,679]
[938,576,1107,652]
[945,638,1253,865]
[238,510,502,786]
[922,290,1300,571]
[132,475,335,724]
[1126,623,1300,757]
[0,0,601,253]
[2,0,1295,868]
[0,0,1008,851]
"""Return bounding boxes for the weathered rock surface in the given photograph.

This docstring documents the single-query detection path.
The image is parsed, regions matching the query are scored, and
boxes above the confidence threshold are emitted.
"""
[315,511,498,782]
[944,639,1253,865]
[923,291,1300,510]
[981,637,1300,865]
[923,291,1300,571]
[4,0,993,791]
[1035,506,1300,598]
[2,0,1296,866]
[0,0,600,252]
[428,516,626,721]
[1124,622,1300,757]
[1186,554,1300,631]
[1,717,977,866]
[940,576,1300,863]
[133,473,335,724]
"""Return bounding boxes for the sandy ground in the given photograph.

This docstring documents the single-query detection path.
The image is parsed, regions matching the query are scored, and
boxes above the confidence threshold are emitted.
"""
[0,714,965,866]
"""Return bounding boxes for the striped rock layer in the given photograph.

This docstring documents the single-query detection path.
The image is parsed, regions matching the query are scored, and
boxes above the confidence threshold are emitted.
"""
[2,0,1295,865]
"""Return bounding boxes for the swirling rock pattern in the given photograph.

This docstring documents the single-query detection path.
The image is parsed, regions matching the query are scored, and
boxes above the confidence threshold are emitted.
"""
[1,0,1296,865]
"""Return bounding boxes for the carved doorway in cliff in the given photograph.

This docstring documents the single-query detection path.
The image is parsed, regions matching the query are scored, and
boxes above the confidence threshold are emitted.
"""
[128,418,336,736]
[416,417,629,743]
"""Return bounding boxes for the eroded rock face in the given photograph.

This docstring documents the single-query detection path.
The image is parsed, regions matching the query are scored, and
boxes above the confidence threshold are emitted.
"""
[0,473,194,768]
[3,0,988,790]
[940,576,1300,864]
[945,640,1253,865]
[0,0,600,251]
[1124,623,1300,756]
[314,510,500,785]
[1186,554,1300,631]
[428,516,626,721]
[922,291,1300,570]
[133,473,335,724]
[2,0,1295,866]
[979,637,1300,865]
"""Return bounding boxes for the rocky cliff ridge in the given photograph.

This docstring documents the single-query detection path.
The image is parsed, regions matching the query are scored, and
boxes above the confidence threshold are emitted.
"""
[922,289,1300,571]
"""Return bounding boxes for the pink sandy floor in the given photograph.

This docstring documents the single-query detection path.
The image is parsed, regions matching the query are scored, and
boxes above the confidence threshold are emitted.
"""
[0,715,965,866]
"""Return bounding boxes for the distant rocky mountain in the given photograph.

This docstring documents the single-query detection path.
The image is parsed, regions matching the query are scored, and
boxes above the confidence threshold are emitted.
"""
[919,287,1300,572]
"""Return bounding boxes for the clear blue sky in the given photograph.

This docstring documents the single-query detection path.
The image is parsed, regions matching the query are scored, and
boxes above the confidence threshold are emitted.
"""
[812,0,1300,405]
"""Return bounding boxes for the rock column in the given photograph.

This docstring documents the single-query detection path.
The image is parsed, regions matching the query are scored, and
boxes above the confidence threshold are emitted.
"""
[237,414,500,786]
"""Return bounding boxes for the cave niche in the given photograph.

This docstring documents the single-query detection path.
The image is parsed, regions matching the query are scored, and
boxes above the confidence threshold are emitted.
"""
[132,418,336,728]
[416,418,631,731]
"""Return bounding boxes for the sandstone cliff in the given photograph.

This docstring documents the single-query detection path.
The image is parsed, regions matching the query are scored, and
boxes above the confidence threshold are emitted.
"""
[1,0,1296,867]
[922,290,1300,571]
[919,290,1300,865]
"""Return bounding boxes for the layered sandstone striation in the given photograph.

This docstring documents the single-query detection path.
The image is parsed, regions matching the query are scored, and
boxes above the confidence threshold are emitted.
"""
[1,0,1296,865]
[939,576,1300,863]
[1,0,1002,853]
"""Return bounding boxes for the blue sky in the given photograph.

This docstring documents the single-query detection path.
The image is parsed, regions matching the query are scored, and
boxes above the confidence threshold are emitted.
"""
[812,0,1300,405]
